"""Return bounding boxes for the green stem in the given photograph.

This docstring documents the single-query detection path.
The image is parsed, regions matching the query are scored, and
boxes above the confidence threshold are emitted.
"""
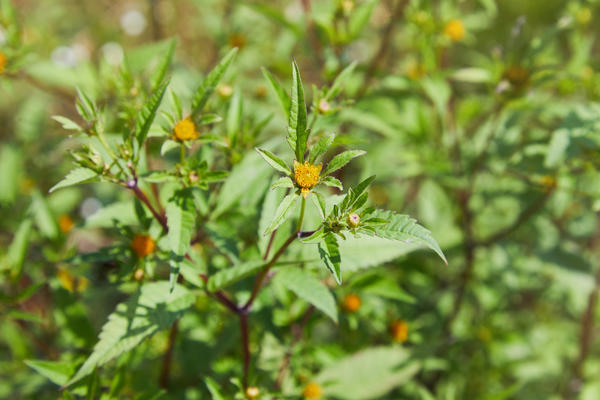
[297,196,306,231]
[180,144,186,164]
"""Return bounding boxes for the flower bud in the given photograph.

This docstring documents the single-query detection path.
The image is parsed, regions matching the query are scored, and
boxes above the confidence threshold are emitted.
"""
[347,213,360,228]
[245,386,260,399]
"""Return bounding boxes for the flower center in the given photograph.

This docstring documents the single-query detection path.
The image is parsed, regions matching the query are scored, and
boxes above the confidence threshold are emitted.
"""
[173,117,199,141]
[293,160,321,197]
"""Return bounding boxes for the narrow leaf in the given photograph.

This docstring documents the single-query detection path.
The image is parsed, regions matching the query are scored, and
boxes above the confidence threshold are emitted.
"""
[207,260,266,291]
[326,61,357,100]
[309,133,335,164]
[323,150,366,176]
[320,176,343,190]
[288,61,308,161]
[191,48,238,115]
[319,234,342,284]
[150,38,176,91]
[264,192,299,235]
[262,67,291,119]
[49,168,97,193]
[8,219,32,281]
[136,79,170,148]
[255,147,292,175]
[166,190,196,291]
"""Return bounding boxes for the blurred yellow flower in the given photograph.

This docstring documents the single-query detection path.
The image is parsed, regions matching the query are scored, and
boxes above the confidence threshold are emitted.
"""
[58,214,75,233]
[342,293,361,312]
[131,234,155,258]
[0,52,6,74]
[303,382,322,399]
[444,19,465,41]
[390,320,409,342]
[173,117,199,142]
[57,268,89,293]
[294,160,322,198]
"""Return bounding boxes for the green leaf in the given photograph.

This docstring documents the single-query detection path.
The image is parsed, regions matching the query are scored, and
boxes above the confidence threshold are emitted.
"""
[271,176,294,190]
[264,192,300,235]
[262,67,291,119]
[25,359,77,386]
[0,144,23,204]
[135,79,170,149]
[288,61,308,162]
[311,191,327,219]
[320,176,343,190]
[150,38,176,91]
[8,218,32,281]
[348,0,378,39]
[369,210,447,264]
[31,190,58,239]
[323,150,366,176]
[52,115,82,131]
[309,133,335,164]
[315,346,420,400]
[227,88,243,144]
[166,190,196,291]
[205,377,227,400]
[49,168,97,193]
[255,147,292,175]
[191,48,238,115]
[207,260,266,292]
[326,61,357,100]
[66,282,194,386]
[319,234,342,284]
[275,268,338,322]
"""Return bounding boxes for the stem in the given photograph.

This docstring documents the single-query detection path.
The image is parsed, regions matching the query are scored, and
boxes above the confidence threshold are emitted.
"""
[129,183,168,232]
[297,197,306,232]
[564,266,600,399]
[159,321,179,389]
[180,144,185,164]
[240,313,250,389]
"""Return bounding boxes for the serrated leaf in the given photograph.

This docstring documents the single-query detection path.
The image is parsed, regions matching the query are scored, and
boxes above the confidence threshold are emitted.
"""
[319,234,342,284]
[368,210,447,264]
[323,150,366,176]
[264,192,299,235]
[49,168,98,193]
[65,282,194,386]
[311,191,327,219]
[25,360,77,386]
[191,48,238,115]
[309,133,335,164]
[52,115,82,131]
[288,61,308,161]
[166,190,196,291]
[150,38,176,91]
[275,268,338,322]
[135,79,170,149]
[255,147,292,175]
[271,176,294,190]
[160,139,179,155]
[262,67,291,119]
[207,260,266,292]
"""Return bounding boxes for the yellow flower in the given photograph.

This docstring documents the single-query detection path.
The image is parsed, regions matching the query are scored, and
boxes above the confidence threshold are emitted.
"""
[303,382,322,399]
[444,19,465,42]
[245,386,260,399]
[0,52,6,74]
[57,268,89,293]
[294,160,322,198]
[342,293,361,312]
[58,214,75,233]
[173,117,199,142]
[389,320,409,342]
[131,234,156,258]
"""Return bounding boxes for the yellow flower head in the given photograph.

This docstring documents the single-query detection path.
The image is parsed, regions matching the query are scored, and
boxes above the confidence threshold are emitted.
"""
[131,234,155,258]
[173,117,199,142]
[294,160,322,198]
[342,293,361,312]
[58,214,75,234]
[0,52,6,74]
[57,268,89,293]
[444,19,465,42]
[389,320,409,343]
[303,382,322,399]
[245,386,260,399]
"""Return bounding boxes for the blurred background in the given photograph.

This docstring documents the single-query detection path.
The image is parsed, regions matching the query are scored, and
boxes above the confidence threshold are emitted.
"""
[2,0,600,399]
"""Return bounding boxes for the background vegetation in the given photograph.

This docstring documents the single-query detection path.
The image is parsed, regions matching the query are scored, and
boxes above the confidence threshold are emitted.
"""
[2,0,600,399]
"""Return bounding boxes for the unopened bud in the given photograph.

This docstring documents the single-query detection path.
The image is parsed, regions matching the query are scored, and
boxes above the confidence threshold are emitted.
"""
[347,213,360,227]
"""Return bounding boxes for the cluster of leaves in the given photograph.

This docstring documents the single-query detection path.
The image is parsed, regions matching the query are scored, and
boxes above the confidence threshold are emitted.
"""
[3,0,600,399]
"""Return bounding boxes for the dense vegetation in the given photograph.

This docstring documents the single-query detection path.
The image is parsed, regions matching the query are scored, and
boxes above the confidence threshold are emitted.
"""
[2,0,600,399]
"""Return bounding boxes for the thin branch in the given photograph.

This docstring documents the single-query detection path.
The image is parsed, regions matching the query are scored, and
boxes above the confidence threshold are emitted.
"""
[159,321,179,389]
[128,182,168,232]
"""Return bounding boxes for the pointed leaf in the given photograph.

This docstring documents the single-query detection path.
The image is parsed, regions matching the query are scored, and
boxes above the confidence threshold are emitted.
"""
[326,61,357,100]
[323,150,366,176]
[319,233,342,284]
[150,39,176,91]
[275,268,338,322]
[287,61,308,161]
[136,79,170,148]
[66,282,194,386]
[368,210,447,264]
[49,168,98,193]
[166,189,196,291]
[264,192,299,235]
[255,147,292,175]
[191,48,238,115]
[262,67,291,119]
[309,133,335,164]
[320,176,343,190]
